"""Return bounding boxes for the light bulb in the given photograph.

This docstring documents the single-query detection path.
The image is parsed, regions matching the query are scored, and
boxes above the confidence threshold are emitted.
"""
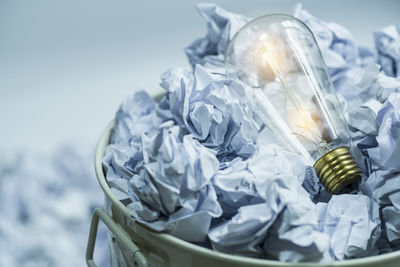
[225,14,362,194]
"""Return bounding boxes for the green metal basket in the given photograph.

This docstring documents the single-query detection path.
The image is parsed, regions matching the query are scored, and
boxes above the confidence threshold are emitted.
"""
[86,104,400,267]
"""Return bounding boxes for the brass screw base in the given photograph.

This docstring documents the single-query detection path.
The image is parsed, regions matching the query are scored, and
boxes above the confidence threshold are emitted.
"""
[313,147,362,194]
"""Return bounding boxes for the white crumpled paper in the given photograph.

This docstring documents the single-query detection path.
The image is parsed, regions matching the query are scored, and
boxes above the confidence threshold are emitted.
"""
[209,145,329,262]
[129,122,222,242]
[315,194,380,260]
[104,2,400,263]
[367,93,400,169]
[375,25,400,77]
[361,169,400,246]
[104,94,222,242]
[159,65,261,159]
[185,3,249,70]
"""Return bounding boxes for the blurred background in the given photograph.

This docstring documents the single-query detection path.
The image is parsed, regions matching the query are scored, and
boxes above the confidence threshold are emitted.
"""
[1,0,400,153]
[0,0,399,266]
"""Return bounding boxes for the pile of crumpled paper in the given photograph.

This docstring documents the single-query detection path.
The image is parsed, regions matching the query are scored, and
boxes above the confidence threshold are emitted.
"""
[0,145,109,267]
[103,3,400,262]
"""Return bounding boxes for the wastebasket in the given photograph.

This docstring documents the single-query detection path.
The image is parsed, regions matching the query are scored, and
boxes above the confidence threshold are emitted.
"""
[86,108,400,267]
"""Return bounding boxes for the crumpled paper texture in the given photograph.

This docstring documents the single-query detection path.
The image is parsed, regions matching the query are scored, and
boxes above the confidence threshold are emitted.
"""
[209,145,329,262]
[315,195,380,260]
[130,122,222,242]
[160,65,261,159]
[375,25,400,77]
[367,93,400,169]
[104,94,222,242]
[104,2,400,263]
[185,3,249,69]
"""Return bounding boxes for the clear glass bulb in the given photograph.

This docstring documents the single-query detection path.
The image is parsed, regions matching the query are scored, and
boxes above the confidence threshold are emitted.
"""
[226,14,362,194]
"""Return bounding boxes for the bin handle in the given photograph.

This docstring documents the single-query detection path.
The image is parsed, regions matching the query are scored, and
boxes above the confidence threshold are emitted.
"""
[86,208,148,267]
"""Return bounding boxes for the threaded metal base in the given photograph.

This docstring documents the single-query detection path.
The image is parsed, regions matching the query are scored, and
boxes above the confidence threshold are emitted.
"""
[313,147,362,195]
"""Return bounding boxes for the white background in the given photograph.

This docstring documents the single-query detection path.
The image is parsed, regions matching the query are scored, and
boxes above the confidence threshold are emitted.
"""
[1,0,399,153]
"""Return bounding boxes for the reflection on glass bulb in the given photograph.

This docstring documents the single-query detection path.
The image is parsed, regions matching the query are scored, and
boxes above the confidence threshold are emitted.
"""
[226,14,362,194]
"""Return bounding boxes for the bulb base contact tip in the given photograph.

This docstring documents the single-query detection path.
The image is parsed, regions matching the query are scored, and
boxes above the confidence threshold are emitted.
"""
[313,147,362,195]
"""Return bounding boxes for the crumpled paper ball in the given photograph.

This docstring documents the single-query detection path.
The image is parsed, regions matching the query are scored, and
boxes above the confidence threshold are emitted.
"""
[361,169,400,245]
[368,93,400,169]
[160,65,261,159]
[129,122,222,242]
[374,25,400,77]
[315,194,380,260]
[104,93,223,242]
[209,145,329,262]
[185,3,249,69]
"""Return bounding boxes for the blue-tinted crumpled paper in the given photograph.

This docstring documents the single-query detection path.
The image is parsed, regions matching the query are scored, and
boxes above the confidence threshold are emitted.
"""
[374,25,400,77]
[103,2,400,263]
[103,91,162,201]
[0,146,109,267]
[112,90,162,146]
[212,145,306,218]
[359,93,400,244]
[315,195,380,260]
[341,63,400,150]
[129,122,222,242]
[185,3,249,69]
[209,145,329,262]
[367,93,400,169]
[361,169,400,245]
[352,63,400,104]
[104,94,222,242]
[160,64,261,158]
